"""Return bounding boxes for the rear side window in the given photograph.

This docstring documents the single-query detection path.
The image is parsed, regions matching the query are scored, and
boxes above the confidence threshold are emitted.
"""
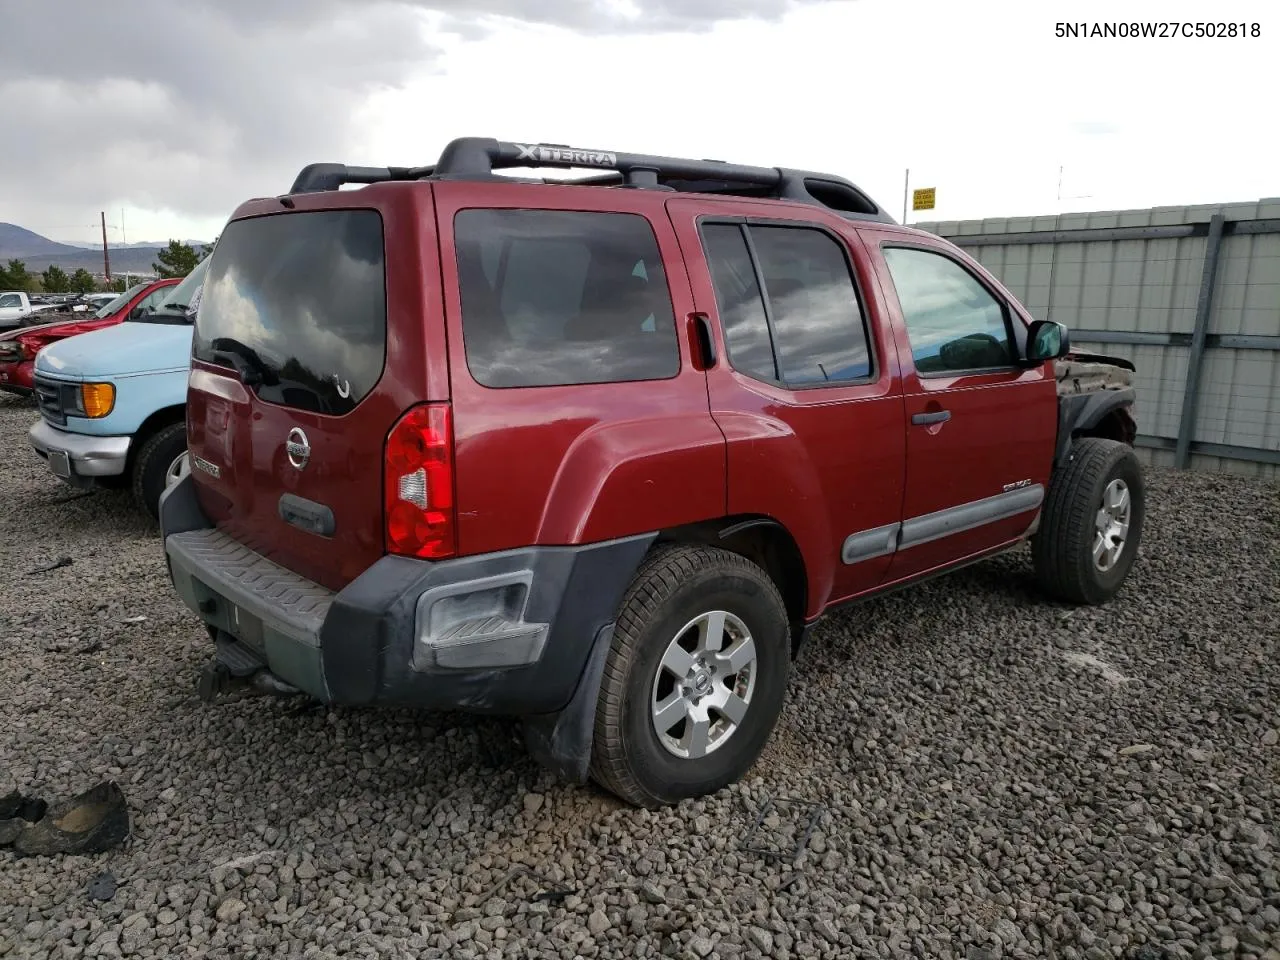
[194,210,386,415]
[881,247,1012,374]
[700,222,873,387]
[454,209,680,388]
[701,224,776,381]
[752,226,872,384]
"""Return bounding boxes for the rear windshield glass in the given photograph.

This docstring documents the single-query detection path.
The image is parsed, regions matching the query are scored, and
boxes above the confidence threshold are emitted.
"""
[193,210,386,415]
[455,209,680,388]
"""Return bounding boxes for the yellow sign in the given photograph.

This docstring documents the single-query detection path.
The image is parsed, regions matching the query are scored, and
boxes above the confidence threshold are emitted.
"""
[912,187,936,211]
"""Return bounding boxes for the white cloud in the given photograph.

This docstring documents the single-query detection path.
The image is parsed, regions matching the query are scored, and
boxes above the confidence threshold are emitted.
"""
[6,0,1279,244]
[359,0,1279,225]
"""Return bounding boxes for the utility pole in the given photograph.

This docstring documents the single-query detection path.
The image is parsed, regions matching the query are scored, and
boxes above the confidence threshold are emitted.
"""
[902,168,910,224]
[100,211,111,283]
[121,208,129,287]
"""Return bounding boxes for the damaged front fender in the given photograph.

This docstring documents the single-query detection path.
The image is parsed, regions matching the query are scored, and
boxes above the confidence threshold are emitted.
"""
[1053,356,1138,467]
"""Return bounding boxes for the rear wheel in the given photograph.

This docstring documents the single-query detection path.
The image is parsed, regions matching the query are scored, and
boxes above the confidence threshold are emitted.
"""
[1033,437,1145,604]
[131,422,187,520]
[590,545,790,808]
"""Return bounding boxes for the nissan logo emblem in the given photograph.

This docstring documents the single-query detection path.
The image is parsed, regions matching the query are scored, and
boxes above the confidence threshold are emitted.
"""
[286,427,311,470]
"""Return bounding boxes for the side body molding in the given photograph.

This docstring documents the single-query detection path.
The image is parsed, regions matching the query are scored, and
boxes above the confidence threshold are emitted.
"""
[841,485,1045,564]
[841,522,901,565]
[898,485,1045,550]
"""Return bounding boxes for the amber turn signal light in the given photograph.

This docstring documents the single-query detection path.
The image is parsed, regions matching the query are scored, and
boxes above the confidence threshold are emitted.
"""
[81,382,116,418]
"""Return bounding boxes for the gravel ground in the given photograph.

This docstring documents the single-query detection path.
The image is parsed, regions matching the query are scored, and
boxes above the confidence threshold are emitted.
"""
[0,391,1277,960]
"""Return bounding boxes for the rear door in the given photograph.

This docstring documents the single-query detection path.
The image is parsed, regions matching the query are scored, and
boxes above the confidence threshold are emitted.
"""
[861,229,1058,582]
[186,187,444,592]
[667,198,907,615]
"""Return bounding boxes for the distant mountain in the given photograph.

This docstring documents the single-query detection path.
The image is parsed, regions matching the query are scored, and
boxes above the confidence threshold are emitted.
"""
[0,223,210,276]
[0,223,85,259]
[66,239,211,250]
[31,248,183,276]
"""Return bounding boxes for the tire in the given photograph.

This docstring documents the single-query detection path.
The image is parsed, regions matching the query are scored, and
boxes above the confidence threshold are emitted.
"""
[590,544,791,808]
[1032,437,1145,605]
[131,421,187,520]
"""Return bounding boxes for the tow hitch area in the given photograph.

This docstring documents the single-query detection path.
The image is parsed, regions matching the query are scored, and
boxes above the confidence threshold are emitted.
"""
[196,662,302,701]
[196,633,302,702]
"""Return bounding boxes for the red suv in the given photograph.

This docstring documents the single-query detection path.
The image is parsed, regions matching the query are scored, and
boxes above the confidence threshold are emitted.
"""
[160,139,1143,807]
[0,278,179,396]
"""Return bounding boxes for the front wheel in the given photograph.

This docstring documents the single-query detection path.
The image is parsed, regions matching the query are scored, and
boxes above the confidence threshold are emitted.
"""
[1033,437,1146,604]
[131,422,187,520]
[590,545,791,808]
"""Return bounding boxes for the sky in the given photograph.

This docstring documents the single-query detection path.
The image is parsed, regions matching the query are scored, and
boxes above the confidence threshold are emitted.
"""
[2,0,1278,246]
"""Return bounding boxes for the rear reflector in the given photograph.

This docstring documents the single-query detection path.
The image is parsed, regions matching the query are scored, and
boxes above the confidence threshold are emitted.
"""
[384,403,456,560]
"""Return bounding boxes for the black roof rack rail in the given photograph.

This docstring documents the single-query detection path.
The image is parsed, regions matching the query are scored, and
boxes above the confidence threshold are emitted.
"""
[286,138,896,223]
[289,163,434,194]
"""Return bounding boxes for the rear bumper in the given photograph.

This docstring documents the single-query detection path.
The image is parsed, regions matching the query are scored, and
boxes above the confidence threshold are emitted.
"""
[28,419,130,479]
[159,475,653,717]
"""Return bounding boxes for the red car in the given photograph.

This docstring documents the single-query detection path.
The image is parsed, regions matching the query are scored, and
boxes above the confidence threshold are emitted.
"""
[0,277,179,396]
[160,138,1143,807]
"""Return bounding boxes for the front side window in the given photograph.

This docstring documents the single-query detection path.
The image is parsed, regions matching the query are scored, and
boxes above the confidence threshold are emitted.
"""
[700,222,873,387]
[0,294,20,308]
[455,209,680,388]
[94,284,145,318]
[134,285,172,315]
[882,247,1012,374]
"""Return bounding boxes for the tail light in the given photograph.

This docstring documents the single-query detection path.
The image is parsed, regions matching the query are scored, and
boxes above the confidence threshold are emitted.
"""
[384,403,456,560]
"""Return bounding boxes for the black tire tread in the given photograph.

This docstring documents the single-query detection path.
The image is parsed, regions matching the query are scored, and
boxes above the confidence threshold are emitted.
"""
[1033,436,1140,604]
[590,543,786,808]
[131,421,186,519]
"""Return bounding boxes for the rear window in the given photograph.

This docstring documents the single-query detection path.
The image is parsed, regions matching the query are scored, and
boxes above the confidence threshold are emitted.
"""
[193,209,386,415]
[454,209,680,388]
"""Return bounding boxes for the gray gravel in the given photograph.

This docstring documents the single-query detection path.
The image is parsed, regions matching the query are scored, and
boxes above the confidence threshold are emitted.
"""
[1,391,1277,960]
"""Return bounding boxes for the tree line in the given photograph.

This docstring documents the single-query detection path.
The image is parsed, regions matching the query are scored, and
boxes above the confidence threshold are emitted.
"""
[0,239,215,295]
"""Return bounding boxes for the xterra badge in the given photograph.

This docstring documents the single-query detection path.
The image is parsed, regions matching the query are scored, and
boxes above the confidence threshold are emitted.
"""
[513,143,617,167]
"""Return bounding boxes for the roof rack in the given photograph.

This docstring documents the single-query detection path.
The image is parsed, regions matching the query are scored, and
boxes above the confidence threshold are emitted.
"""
[287,138,896,224]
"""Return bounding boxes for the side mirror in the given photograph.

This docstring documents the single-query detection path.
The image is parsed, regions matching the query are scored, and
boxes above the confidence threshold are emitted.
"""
[1026,319,1070,363]
[129,306,143,320]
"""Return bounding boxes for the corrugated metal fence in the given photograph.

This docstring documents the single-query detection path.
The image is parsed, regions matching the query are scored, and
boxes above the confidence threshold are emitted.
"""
[916,201,1280,479]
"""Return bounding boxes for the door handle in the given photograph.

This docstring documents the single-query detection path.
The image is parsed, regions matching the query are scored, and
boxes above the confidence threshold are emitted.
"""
[687,312,716,370]
[911,410,951,426]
